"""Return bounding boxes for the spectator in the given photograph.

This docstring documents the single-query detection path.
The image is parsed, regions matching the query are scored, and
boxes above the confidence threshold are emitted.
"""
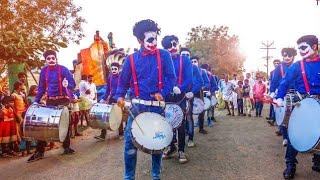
[243,79,252,117]
[235,81,244,116]
[253,76,266,117]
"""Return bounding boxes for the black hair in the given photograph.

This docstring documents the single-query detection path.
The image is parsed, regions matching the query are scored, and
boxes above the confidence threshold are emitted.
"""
[200,63,209,70]
[28,85,38,96]
[1,96,14,105]
[161,35,179,50]
[273,59,281,63]
[88,75,93,78]
[13,81,24,91]
[297,35,318,50]
[18,72,27,78]
[281,48,297,57]
[132,19,161,40]
[180,47,191,54]
[111,62,120,68]
[81,74,88,80]
[43,50,57,59]
[190,56,200,61]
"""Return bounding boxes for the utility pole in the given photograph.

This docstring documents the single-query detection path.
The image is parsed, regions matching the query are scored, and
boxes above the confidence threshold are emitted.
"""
[260,41,275,80]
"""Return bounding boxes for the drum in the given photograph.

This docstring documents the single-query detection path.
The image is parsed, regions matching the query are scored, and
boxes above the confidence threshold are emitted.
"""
[192,97,204,114]
[131,112,173,154]
[89,103,122,131]
[164,104,184,129]
[274,94,293,126]
[288,98,320,153]
[211,96,217,106]
[23,104,69,142]
[204,97,211,110]
[122,101,132,123]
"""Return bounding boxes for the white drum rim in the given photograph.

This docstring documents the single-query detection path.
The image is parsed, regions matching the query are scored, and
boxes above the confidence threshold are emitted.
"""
[211,96,217,106]
[204,97,210,110]
[274,96,287,126]
[109,104,123,131]
[59,106,70,142]
[164,103,184,129]
[193,97,204,114]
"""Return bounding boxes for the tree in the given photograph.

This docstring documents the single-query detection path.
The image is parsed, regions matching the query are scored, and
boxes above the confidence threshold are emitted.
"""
[185,25,246,76]
[0,0,85,68]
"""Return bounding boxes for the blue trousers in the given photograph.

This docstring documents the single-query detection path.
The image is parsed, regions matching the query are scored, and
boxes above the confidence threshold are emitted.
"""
[124,104,163,180]
[255,101,263,116]
[186,98,194,141]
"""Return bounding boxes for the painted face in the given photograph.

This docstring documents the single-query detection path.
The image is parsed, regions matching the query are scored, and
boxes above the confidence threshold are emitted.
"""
[142,31,157,51]
[111,66,119,75]
[46,55,57,66]
[298,42,314,59]
[282,52,294,64]
[191,59,199,66]
[180,51,190,58]
[168,40,178,53]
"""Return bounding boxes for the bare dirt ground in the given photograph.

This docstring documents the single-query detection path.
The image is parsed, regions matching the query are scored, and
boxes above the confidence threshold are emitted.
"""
[0,106,319,180]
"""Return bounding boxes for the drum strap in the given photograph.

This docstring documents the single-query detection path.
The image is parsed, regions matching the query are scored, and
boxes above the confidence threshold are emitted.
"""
[280,64,284,78]
[300,60,310,94]
[130,49,162,97]
[46,65,63,95]
[178,55,183,86]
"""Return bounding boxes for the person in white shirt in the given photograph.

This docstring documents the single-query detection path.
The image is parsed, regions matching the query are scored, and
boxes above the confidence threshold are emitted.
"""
[230,74,238,109]
[78,75,91,126]
[222,75,235,116]
[88,75,97,104]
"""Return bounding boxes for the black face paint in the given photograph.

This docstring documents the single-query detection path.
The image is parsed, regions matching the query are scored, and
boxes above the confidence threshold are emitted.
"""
[298,45,308,51]
[147,37,155,43]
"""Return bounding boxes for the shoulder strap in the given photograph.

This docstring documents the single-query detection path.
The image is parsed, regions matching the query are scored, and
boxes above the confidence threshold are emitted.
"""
[156,49,163,90]
[299,60,310,94]
[130,55,139,97]
[58,65,62,95]
[178,55,183,86]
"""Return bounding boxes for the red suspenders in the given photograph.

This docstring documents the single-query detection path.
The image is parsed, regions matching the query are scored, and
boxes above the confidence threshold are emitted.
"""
[178,55,183,86]
[129,49,162,97]
[45,65,63,95]
[299,60,310,94]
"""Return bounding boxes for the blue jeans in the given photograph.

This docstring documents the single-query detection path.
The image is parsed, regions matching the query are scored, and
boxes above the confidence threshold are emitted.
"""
[124,104,163,180]
[279,125,288,140]
[255,101,263,116]
[186,99,194,141]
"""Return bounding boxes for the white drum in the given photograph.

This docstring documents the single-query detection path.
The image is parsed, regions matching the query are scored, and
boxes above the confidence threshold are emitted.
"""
[24,104,69,142]
[89,103,122,131]
[131,112,173,154]
[193,97,204,114]
[165,104,184,129]
[211,96,217,106]
[274,94,292,126]
[204,97,211,110]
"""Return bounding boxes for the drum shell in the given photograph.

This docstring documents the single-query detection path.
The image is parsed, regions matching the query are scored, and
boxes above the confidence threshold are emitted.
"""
[203,97,211,110]
[192,97,205,115]
[23,105,69,142]
[89,103,122,131]
[164,103,184,129]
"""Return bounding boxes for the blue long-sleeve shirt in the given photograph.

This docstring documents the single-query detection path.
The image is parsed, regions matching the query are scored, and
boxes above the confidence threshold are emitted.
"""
[200,68,210,89]
[209,74,218,92]
[270,62,292,93]
[191,65,203,94]
[276,57,320,99]
[104,74,120,100]
[115,48,176,100]
[172,54,193,93]
[35,65,76,103]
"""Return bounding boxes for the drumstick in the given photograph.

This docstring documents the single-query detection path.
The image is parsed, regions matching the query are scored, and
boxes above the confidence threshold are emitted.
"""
[124,106,145,135]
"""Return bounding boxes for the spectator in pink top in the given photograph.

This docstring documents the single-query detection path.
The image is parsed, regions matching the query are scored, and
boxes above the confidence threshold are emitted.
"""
[253,76,266,117]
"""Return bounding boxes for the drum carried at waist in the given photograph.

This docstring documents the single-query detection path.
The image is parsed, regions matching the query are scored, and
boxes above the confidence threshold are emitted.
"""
[89,103,122,131]
[288,97,320,153]
[211,96,218,106]
[23,104,69,142]
[274,94,293,126]
[131,112,173,154]
[203,97,211,110]
[164,103,184,129]
[192,97,204,114]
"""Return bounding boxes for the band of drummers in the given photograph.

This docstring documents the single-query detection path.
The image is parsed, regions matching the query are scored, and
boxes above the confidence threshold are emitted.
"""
[0,18,320,180]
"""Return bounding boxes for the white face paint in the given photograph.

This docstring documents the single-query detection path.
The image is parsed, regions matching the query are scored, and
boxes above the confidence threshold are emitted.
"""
[111,66,119,75]
[46,55,57,66]
[282,52,294,64]
[180,51,190,58]
[143,31,157,51]
[168,40,178,53]
[191,59,199,66]
[298,42,314,59]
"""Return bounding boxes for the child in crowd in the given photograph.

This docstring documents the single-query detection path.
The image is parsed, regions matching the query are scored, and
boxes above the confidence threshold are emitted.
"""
[0,96,19,157]
[27,85,37,106]
[253,76,266,117]
[243,79,252,117]
[235,81,244,116]
[71,93,82,137]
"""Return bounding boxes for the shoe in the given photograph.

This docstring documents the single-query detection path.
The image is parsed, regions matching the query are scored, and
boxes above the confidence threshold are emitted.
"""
[0,153,11,158]
[118,135,124,140]
[194,121,199,127]
[237,113,240,116]
[232,114,235,116]
[207,119,213,127]
[268,120,275,126]
[199,129,208,134]
[275,131,282,136]
[282,139,288,147]
[162,147,177,159]
[266,117,271,120]
[178,151,188,164]
[227,113,231,116]
[248,114,251,117]
[75,133,83,136]
[312,157,320,172]
[63,148,75,155]
[187,140,195,147]
[9,151,22,156]
[211,117,217,122]
[242,114,247,116]
[94,135,106,141]
[283,165,296,179]
[27,152,44,163]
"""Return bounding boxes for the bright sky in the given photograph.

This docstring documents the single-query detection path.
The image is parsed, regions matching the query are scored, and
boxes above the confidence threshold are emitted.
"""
[59,0,320,74]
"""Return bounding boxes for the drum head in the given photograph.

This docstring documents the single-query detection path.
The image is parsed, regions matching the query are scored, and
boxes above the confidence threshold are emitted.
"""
[165,104,184,129]
[193,97,204,114]
[131,112,173,151]
[59,107,70,142]
[204,97,211,110]
[109,104,123,131]
[274,96,287,126]
[211,96,217,106]
[288,98,320,152]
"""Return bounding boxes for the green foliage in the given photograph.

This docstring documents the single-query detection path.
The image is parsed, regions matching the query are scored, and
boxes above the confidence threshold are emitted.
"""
[186,25,246,76]
[0,0,85,68]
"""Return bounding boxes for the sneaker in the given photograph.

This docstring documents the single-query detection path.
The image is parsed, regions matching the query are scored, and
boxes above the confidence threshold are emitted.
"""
[178,151,188,164]
[226,113,231,116]
[199,129,208,134]
[282,139,288,147]
[211,117,217,122]
[194,121,199,127]
[248,114,251,117]
[187,140,195,147]
[268,120,275,126]
[94,135,106,141]
[27,152,44,163]
[275,131,282,136]
[63,148,75,155]
[207,120,213,127]
[118,135,124,140]
[162,147,177,159]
